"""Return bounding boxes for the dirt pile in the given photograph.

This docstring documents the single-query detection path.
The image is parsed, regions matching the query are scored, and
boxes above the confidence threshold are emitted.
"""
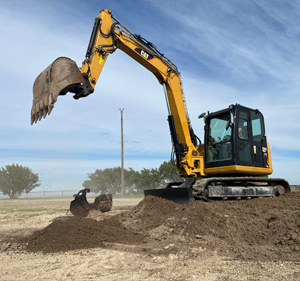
[19,191,300,261]
[122,192,300,261]
[23,216,145,253]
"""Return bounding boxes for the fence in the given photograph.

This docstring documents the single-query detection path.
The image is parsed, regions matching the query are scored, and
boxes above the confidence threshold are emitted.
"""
[0,190,98,199]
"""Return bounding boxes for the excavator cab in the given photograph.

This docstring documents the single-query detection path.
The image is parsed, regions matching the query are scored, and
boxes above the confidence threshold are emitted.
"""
[203,104,272,175]
[145,104,290,203]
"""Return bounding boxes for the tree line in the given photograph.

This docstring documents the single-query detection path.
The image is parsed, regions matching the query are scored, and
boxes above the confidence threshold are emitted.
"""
[82,160,183,195]
[0,161,182,198]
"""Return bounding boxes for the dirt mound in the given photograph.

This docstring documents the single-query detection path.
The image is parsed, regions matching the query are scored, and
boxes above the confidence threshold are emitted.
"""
[17,192,300,261]
[22,216,145,253]
[122,193,300,261]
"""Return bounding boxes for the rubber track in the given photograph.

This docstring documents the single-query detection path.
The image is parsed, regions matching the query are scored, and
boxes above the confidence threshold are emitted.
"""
[191,177,291,201]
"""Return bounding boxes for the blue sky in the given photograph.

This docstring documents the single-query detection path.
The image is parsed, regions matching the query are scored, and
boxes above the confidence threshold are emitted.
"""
[1,0,300,192]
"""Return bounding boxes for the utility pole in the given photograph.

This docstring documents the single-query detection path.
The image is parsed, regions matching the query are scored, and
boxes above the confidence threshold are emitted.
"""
[120,108,125,197]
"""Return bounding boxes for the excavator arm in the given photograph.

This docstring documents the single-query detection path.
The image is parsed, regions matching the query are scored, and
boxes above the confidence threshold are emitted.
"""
[32,9,204,178]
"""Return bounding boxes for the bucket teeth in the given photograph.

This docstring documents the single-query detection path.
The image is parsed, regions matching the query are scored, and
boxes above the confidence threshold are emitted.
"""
[43,108,47,119]
[31,92,54,124]
[49,93,54,105]
[38,110,43,121]
[48,104,54,115]
[31,57,85,125]
[31,114,38,125]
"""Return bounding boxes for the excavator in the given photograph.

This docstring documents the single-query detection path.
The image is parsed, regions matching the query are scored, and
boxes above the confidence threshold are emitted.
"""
[31,9,290,205]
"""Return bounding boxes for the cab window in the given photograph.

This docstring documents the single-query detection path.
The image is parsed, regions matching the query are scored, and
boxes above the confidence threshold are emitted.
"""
[207,113,232,163]
[238,111,249,140]
[251,111,264,141]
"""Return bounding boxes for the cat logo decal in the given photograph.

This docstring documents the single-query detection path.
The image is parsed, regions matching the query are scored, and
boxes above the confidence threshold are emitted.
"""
[135,48,154,61]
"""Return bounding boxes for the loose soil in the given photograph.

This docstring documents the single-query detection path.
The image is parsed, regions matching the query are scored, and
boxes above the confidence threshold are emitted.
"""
[1,190,300,280]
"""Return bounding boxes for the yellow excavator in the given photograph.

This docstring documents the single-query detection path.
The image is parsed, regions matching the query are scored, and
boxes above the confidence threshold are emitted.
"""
[32,9,290,205]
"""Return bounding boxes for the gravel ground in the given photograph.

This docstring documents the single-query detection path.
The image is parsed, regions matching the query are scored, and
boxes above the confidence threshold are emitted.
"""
[0,192,300,281]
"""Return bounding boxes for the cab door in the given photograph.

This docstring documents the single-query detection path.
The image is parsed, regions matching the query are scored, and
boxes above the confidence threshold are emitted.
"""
[250,110,267,168]
[236,106,267,168]
[236,108,253,166]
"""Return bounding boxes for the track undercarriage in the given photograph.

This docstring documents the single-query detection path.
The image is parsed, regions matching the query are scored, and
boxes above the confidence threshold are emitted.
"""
[144,177,291,204]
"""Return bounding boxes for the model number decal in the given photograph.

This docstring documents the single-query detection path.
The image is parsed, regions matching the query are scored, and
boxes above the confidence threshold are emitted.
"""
[135,48,154,61]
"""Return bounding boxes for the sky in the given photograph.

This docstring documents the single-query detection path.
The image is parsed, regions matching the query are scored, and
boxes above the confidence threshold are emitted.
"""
[1,0,300,193]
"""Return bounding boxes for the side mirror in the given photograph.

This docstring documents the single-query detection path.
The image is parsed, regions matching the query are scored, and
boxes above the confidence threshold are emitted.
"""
[198,112,206,119]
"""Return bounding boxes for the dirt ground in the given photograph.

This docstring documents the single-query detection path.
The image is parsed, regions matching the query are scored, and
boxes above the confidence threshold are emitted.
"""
[0,188,300,281]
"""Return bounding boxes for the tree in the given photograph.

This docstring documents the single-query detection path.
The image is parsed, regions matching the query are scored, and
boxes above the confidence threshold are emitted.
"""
[158,160,183,182]
[124,167,143,194]
[0,164,40,199]
[82,167,122,194]
[82,167,141,194]
[129,167,162,193]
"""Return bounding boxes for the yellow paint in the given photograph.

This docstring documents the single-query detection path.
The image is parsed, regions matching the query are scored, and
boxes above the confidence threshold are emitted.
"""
[205,165,273,176]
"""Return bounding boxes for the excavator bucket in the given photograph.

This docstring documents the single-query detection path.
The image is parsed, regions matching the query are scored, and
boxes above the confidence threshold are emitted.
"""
[70,188,113,217]
[31,57,85,124]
